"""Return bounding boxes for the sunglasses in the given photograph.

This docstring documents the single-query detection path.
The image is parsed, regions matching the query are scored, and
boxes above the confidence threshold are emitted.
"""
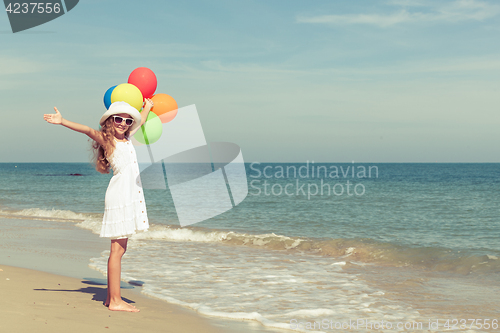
[112,115,134,126]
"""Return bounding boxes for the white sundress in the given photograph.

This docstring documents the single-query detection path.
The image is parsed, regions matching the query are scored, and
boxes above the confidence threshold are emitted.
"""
[100,136,149,239]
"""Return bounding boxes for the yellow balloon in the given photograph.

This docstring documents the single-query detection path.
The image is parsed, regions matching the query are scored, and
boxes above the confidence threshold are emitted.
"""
[110,83,143,111]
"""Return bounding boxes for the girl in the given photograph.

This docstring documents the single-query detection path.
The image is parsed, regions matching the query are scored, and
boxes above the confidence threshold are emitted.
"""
[43,99,154,312]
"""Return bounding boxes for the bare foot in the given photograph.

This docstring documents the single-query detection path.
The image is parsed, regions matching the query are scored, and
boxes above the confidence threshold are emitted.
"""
[108,300,140,312]
[105,299,135,308]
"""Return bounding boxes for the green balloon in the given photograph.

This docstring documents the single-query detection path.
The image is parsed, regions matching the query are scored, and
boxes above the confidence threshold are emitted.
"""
[134,112,162,144]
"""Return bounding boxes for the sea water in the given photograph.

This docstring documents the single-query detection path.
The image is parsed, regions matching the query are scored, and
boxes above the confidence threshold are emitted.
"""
[1,162,499,332]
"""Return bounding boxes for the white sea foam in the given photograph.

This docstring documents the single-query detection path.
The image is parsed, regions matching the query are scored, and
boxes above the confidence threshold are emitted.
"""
[4,207,499,276]
[75,217,103,234]
[88,238,426,331]
[0,207,90,222]
[132,225,233,242]
[331,261,346,266]
[0,207,107,234]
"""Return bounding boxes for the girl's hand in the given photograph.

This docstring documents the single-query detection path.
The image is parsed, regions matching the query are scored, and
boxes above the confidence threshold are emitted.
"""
[143,98,154,111]
[44,107,63,125]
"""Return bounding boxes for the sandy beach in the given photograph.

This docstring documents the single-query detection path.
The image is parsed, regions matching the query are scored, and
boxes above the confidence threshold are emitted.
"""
[0,264,232,333]
[0,217,277,333]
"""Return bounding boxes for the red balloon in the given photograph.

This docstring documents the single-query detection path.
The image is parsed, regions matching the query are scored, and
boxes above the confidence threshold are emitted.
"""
[128,67,157,99]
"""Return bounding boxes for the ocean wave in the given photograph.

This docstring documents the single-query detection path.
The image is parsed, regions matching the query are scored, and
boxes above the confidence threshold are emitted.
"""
[128,224,500,275]
[140,289,297,331]
[0,207,94,222]
[2,206,498,275]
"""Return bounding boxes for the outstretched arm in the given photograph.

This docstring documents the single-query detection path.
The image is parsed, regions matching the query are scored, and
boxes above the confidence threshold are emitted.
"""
[140,98,154,126]
[44,107,105,146]
[130,98,154,136]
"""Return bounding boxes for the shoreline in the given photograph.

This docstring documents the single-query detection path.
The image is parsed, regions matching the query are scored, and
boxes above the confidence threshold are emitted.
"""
[2,214,498,332]
[0,264,238,333]
[0,217,280,333]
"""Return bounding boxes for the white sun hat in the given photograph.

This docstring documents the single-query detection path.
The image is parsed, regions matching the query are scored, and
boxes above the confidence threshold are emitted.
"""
[100,101,142,133]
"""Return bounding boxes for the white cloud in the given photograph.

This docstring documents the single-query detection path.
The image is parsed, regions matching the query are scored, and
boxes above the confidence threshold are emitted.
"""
[297,0,500,27]
[298,10,411,27]
[0,56,48,75]
[323,56,500,76]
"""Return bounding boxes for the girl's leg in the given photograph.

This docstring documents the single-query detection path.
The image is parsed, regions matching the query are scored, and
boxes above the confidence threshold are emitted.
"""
[105,238,139,312]
[105,239,125,307]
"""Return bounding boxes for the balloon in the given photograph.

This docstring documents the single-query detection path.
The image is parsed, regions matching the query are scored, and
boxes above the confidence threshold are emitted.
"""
[128,67,157,99]
[103,85,117,109]
[111,83,143,111]
[130,134,145,146]
[134,112,162,145]
[159,109,177,123]
[151,93,178,123]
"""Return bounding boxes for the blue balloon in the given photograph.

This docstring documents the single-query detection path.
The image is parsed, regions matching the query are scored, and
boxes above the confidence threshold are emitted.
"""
[103,85,117,109]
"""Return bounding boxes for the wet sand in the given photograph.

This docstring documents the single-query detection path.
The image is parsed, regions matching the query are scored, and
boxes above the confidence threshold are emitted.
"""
[0,217,281,333]
[0,264,235,333]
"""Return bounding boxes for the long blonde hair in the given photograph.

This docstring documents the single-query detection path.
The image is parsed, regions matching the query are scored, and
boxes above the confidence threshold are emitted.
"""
[90,117,131,174]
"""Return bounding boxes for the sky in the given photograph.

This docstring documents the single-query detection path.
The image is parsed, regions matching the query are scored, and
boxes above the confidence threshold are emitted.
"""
[1,0,499,162]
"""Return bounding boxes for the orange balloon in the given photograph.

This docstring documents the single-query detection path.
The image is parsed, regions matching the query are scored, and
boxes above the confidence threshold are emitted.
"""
[159,109,178,123]
[151,93,178,123]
